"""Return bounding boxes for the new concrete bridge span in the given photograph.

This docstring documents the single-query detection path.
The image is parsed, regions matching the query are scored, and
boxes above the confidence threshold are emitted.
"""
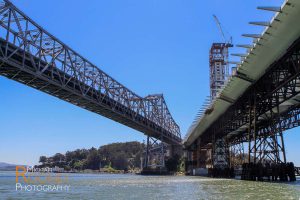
[184,0,300,181]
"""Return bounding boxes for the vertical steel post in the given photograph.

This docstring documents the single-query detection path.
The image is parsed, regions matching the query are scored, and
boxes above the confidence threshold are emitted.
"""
[229,142,233,168]
[253,94,257,163]
[145,136,150,168]
[211,133,215,168]
[248,100,252,163]
[277,104,286,163]
[160,134,165,168]
[271,109,279,163]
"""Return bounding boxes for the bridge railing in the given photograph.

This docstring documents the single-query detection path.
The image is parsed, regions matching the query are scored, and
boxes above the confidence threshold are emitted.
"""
[0,0,181,140]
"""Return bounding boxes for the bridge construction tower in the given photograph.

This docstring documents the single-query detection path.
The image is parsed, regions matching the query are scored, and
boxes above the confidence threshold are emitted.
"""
[209,43,232,100]
[208,15,234,174]
[210,15,233,100]
[184,16,235,176]
[209,20,233,171]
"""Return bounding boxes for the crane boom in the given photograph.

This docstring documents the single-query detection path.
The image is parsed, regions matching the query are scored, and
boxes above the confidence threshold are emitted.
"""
[213,15,226,42]
[213,14,233,45]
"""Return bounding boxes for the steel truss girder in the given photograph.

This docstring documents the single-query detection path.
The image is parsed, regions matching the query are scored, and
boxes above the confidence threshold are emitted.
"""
[0,0,181,144]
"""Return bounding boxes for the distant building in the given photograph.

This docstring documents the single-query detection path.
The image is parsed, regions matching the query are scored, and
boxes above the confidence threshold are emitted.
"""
[53,166,64,173]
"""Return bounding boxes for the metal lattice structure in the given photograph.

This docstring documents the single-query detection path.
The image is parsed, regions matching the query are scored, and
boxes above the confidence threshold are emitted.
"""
[143,136,167,168]
[0,0,181,145]
[212,138,229,169]
[209,43,232,100]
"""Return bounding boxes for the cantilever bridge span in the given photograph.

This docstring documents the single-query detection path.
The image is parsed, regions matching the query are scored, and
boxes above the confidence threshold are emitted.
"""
[0,0,181,150]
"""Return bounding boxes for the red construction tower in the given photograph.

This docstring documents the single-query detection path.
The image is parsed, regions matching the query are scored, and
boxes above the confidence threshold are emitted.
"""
[209,43,232,100]
[210,15,233,100]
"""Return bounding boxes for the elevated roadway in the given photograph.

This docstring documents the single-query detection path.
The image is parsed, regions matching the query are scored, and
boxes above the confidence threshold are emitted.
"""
[184,0,300,149]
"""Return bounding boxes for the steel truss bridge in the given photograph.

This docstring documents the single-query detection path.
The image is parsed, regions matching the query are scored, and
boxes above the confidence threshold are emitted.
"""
[184,0,300,176]
[0,0,181,165]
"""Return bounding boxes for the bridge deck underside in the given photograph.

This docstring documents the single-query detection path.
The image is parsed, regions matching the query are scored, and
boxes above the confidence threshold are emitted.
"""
[0,39,181,145]
[197,36,300,147]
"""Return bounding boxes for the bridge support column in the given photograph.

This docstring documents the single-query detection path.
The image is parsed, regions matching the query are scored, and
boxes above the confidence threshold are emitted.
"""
[212,137,230,169]
[186,148,197,174]
[248,96,287,164]
[249,127,286,164]
[184,140,211,176]
[191,139,210,176]
[141,136,167,175]
[241,95,296,181]
[210,135,232,178]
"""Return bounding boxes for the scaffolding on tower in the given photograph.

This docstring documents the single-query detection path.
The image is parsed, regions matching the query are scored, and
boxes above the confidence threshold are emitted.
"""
[209,43,232,100]
[210,15,233,100]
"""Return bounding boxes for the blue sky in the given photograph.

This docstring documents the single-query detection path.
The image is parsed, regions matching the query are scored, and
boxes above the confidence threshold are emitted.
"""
[1,0,299,166]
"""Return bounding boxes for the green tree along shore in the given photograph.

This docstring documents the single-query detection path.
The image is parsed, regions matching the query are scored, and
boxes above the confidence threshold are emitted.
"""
[38,142,144,173]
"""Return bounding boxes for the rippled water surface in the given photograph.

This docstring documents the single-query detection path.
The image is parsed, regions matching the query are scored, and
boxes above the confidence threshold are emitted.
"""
[0,171,299,200]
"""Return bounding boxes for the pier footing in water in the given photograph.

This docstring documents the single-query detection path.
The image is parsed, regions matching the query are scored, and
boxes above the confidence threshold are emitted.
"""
[141,167,170,175]
[208,167,235,178]
[241,162,296,182]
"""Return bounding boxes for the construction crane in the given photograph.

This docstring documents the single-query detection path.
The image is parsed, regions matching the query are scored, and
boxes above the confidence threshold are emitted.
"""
[213,14,233,46]
[209,15,233,100]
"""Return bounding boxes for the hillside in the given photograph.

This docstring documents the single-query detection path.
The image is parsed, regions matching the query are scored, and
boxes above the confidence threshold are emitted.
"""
[0,162,24,171]
[37,141,144,171]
